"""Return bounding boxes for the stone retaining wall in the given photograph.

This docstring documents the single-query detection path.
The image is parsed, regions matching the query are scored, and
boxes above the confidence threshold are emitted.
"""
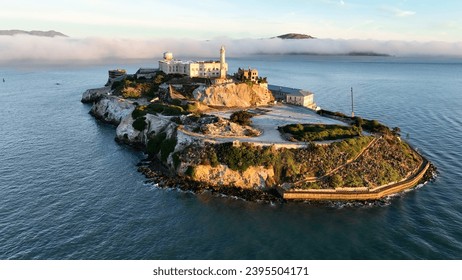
[283,159,429,201]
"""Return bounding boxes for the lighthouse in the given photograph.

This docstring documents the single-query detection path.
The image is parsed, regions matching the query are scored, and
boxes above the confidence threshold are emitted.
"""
[220,46,227,79]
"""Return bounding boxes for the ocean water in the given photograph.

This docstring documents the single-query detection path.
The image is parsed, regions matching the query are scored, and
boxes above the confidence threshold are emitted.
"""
[1,56,461,260]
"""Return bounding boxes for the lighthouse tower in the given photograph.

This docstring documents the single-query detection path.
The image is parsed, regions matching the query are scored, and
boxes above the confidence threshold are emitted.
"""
[219,46,227,79]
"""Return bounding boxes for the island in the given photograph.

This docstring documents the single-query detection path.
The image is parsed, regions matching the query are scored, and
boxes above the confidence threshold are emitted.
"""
[0,29,67,37]
[81,47,435,202]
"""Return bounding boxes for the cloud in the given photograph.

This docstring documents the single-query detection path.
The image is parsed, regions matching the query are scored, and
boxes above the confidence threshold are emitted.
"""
[382,6,416,17]
[0,35,461,66]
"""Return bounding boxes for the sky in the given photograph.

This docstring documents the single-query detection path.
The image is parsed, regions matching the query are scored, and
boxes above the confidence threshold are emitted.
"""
[2,0,462,42]
[1,0,462,63]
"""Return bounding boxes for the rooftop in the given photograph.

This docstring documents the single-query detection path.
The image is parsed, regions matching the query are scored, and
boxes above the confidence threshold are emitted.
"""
[268,85,313,97]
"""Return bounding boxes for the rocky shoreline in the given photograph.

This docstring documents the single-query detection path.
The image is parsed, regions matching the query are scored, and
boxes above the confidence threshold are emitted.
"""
[136,158,436,204]
[137,161,284,203]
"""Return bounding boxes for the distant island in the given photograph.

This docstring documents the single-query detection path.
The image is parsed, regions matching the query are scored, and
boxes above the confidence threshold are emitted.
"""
[268,33,391,57]
[275,33,316,39]
[0,29,68,37]
[81,47,434,202]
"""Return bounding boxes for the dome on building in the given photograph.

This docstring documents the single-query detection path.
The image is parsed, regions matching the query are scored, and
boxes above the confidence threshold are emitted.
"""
[163,52,173,60]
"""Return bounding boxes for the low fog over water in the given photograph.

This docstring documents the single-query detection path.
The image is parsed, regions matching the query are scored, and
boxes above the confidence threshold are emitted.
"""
[1,35,462,65]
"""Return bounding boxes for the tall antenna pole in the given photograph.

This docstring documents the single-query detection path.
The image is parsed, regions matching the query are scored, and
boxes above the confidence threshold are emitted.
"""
[351,87,355,118]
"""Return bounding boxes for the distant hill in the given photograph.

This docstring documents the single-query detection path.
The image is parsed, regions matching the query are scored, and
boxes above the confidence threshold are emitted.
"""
[275,33,316,39]
[0,30,68,37]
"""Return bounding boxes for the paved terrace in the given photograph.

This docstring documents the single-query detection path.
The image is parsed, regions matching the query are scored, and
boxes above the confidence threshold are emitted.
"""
[209,104,346,145]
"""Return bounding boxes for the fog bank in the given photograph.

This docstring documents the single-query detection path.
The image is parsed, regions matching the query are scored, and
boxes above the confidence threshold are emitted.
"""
[1,35,461,65]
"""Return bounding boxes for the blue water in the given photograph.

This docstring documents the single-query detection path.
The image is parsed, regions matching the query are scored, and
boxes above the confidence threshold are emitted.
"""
[1,56,461,259]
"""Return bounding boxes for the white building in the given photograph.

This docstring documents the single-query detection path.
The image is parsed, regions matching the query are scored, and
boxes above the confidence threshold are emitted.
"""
[159,46,228,79]
[268,85,316,108]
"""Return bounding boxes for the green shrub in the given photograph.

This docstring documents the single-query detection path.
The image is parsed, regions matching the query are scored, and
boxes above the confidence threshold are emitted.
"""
[160,137,177,162]
[362,119,391,134]
[147,103,165,113]
[163,105,185,116]
[344,173,364,187]
[230,110,253,126]
[209,150,219,167]
[329,174,344,188]
[146,132,166,156]
[132,117,147,131]
[184,102,200,113]
[185,166,196,177]
[170,99,182,106]
[111,80,123,90]
[131,106,147,119]
[282,124,359,141]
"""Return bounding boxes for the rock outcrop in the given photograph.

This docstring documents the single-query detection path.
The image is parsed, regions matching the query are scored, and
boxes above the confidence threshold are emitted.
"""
[90,95,135,125]
[193,83,274,107]
[81,87,111,103]
[190,164,275,189]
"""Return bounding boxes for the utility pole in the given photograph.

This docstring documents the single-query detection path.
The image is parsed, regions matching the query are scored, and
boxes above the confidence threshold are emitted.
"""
[351,87,355,118]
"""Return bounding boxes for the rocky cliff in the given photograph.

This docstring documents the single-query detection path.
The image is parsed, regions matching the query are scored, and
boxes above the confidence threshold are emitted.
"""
[191,164,275,189]
[81,87,111,103]
[90,96,136,125]
[85,94,274,189]
[193,83,274,107]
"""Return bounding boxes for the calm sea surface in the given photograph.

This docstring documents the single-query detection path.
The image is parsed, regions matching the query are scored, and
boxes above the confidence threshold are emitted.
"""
[1,56,461,259]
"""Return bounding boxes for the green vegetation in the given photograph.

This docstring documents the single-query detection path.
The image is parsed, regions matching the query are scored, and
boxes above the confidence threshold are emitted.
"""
[282,123,360,141]
[360,119,391,134]
[184,102,201,113]
[163,105,185,116]
[216,143,268,172]
[132,117,147,131]
[146,131,177,163]
[132,105,147,119]
[132,103,186,118]
[160,137,177,162]
[329,174,344,188]
[312,135,421,189]
[185,166,196,177]
[146,132,167,155]
[213,143,298,182]
[331,136,372,159]
[110,71,165,99]
[318,109,394,135]
[230,111,254,126]
[193,136,374,184]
